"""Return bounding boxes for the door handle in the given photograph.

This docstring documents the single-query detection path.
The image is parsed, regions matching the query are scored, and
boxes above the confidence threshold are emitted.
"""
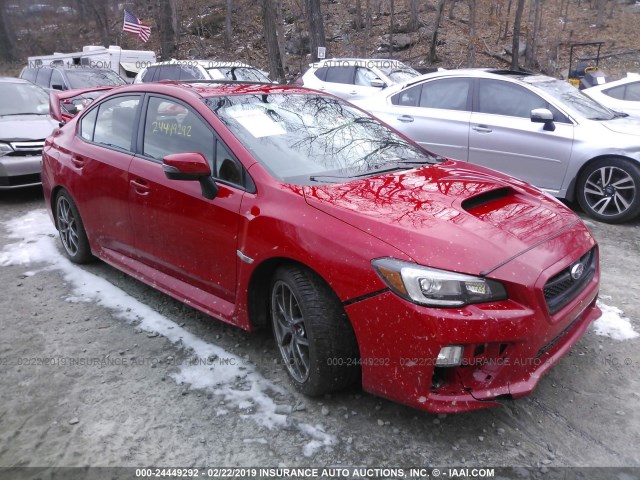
[472,125,493,133]
[70,155,85,168]
[349,90,357,95]
[397,115,414,123]
[130,178,150,195]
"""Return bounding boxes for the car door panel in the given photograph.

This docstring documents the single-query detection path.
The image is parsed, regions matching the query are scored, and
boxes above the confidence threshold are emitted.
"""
[128,157,243,303]
[468,113,574,191]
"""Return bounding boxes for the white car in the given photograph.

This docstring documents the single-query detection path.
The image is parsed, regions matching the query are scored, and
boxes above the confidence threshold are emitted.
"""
[295,58,420,100]
[133,60,272,84]
[583,73,640,116]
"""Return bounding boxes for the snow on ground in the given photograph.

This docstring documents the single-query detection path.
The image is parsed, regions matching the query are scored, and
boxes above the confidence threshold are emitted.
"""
[0,209,335,457]
[594,301,640,341]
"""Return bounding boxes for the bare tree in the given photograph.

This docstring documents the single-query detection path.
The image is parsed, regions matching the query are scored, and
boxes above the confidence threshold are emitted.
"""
[389,0,395,58]
[429,0,446,63]
[262,0,286,82]
[595,0,607,27]
[225,0,232,51]
[525,0,543,68]
[0,0,17,61]
[158,0,177,58]
[306,0,326,62]
[467,0,477,67]
[86,0,111,47]
[511,0,526,70]
[408,0,420,31]
[354,0,363,29]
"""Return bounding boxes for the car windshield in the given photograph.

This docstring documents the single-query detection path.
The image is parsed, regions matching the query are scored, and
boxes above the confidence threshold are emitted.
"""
[0,82,49,115]
[66,69,126,89]
[526,77,617,120]
[378,62,421,83]
[207,67,271,83]
[206,93,436,185]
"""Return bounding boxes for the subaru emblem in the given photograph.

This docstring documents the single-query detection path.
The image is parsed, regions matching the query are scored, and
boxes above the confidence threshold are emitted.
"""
[570,262,585,280]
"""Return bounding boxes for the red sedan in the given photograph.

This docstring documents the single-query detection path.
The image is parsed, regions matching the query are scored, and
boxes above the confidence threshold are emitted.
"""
[42,82,600,413]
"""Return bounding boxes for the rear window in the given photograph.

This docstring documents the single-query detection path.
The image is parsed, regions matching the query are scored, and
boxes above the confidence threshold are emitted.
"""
[66,69,125,89]
[20,68,37,83]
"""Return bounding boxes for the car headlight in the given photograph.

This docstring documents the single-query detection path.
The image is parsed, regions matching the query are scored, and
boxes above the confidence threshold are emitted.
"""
[372,258,507,307]
[0,142,13,157]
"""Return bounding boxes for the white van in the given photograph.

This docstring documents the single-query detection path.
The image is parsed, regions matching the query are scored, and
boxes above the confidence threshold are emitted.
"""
[27,45,156,83]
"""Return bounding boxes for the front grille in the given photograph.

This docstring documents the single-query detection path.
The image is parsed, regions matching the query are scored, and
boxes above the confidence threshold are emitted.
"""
[543,247,596,315]
[8,140,44,157]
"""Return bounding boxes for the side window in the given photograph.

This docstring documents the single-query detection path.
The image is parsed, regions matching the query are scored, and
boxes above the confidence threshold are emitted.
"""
[391,84,421,106]
[143,97,214,166]
[603,85,625,100]
[215,140,243,187]
[325,66,355,84]
[50,69,65,89]
[354,67,379,87]
[179,65,201,80]
[80,107,98,141]
[21,68,37,83]
[478,79,550,119]
[93,95,140,151]
[157,65,180,81]
[35,68,52,88]
[420,78,471,111]
[141,66,157,82]
[313,67,328,81]
[625,82,640,101]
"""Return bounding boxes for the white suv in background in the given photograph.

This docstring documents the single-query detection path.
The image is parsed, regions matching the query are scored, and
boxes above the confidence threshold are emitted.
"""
[295,58,420,100]
[133,60,272,84]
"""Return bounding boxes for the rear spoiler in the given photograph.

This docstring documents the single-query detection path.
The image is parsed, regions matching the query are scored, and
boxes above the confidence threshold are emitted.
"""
[49,86,115,124]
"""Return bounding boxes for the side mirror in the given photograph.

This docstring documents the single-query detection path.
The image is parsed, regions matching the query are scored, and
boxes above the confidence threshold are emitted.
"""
[370,78,385,88]
[531,108,556,132]
[162,152,219,200]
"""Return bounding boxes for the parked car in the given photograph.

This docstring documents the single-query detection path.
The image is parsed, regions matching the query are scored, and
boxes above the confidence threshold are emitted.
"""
[583,73,640,117]
[43,82,600,413]
[355,68,640,223]
[295,58,421,100]
[133,60,273,84]
[20,66,126,91]
[0,78,57,189]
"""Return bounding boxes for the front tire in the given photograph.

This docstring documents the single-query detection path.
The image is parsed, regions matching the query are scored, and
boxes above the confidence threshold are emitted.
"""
[270,265,360,396]
[576,157,640,223]
[55,191,93,263]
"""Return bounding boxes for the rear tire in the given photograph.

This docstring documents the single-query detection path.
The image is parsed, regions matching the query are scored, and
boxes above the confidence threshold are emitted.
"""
[55,190,93,264]
[270,265,360,396]
[576,157,640,223]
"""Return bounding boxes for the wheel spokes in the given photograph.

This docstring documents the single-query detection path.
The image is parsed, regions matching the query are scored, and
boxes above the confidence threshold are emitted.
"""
[584,166,636,217]
[271,280,311,383]
[57,198,79,255]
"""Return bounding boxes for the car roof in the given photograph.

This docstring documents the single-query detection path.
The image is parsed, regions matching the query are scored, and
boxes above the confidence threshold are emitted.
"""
[95,81,314,99]
[0,76,35,84]
[399,68,554,88]
[145,60,257,69]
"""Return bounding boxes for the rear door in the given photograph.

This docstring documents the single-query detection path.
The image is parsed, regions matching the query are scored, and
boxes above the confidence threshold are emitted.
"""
[468,78,574,191]
[128,94,246,303]
[67,94,141,256]
[375,77,472,161]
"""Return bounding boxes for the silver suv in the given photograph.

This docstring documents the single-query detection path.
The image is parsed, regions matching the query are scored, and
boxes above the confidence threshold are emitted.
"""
[356,69,640,223]
[296,58,420,100]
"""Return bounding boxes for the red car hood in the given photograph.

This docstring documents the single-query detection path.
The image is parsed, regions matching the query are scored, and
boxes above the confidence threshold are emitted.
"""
[303,161,581,275]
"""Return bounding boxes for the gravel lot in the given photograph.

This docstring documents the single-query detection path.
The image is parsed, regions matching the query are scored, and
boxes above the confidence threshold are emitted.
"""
[0,187,639,476]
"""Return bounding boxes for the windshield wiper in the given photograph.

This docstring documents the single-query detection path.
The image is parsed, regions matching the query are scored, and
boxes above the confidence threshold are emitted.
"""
[309,163,424,183]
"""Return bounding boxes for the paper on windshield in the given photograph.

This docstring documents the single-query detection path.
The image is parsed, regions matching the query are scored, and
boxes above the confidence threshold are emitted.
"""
[227,108,286,138]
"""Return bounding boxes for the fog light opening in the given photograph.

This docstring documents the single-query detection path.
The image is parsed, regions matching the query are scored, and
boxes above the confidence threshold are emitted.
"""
[436,345,463,367]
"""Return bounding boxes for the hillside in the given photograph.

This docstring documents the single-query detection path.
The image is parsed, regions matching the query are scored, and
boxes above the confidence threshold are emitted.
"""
[2,0,640,81]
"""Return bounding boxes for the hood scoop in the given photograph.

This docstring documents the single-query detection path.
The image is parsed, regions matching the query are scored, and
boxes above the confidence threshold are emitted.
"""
[461,187,514,213]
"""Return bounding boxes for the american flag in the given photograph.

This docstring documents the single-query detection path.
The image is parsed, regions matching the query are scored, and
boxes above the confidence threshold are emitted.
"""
[123,10,151,43]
